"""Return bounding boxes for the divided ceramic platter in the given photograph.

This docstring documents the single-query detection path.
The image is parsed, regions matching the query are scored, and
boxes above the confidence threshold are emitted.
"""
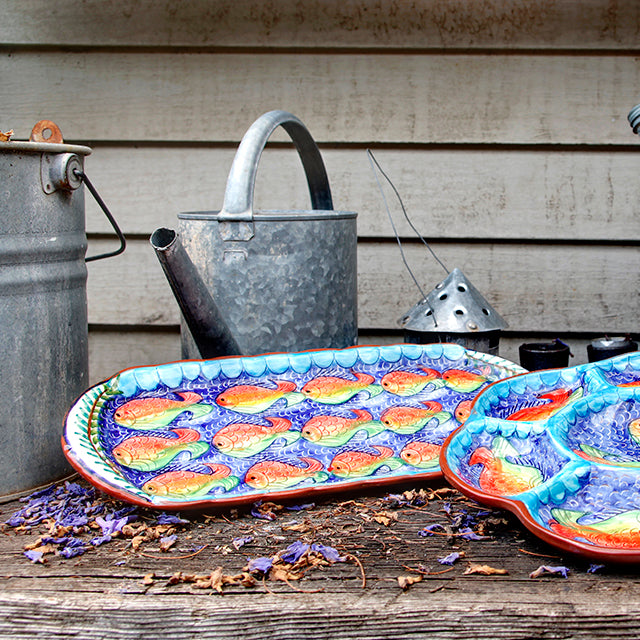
[441,351,640,562]
[62,343,523,510]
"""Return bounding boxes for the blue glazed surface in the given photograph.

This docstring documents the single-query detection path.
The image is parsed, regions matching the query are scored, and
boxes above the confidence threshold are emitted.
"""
[443,351,640,556]
[63,344,523,507]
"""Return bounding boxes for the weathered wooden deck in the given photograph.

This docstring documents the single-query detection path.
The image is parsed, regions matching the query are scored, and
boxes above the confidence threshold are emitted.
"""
[2,478,640,639]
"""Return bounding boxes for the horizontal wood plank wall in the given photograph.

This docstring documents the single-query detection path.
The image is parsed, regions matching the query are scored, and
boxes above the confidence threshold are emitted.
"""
[1,1,638,383]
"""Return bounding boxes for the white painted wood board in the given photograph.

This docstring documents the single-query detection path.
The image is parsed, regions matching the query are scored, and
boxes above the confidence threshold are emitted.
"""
[2,0,639,50]
[3,52,639,145]
[85,237,638,333]
[83,145,640,241]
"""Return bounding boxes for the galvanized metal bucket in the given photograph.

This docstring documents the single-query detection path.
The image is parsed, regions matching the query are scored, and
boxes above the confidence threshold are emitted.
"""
[0,122,124,499]
[173,110,358,357]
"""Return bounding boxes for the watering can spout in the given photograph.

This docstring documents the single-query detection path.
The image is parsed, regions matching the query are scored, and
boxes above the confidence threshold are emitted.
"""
[150,227,242,359]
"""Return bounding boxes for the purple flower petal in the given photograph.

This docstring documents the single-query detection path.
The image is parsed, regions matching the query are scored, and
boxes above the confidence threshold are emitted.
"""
[588,564,605,574]
[250,502,277,521]
[311,543,344,563]
[419,523,445,537]
[285,503,315,512]
[280,541,310,564]
[24,549,44,563]
[247,557,273,574]
[457,527,489,541]
[59,544,87,558]
[438,551,463,566]
[232,536,253,550]
[95,515,133,536]
[89,535,112,547]
[156,513,189,525]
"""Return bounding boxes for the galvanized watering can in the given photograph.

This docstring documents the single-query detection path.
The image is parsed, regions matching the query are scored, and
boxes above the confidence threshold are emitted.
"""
[151,110,358,358]
[0,121,125,498]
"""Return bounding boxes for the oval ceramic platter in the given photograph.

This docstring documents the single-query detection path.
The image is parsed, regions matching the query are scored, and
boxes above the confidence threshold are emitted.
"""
[441,351,640,562]
[62,343,523,510]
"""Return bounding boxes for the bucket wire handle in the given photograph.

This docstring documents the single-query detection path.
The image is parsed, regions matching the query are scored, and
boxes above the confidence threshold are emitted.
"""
[219,110,333,221]
[366,149,448,323]
[74,168,127,262]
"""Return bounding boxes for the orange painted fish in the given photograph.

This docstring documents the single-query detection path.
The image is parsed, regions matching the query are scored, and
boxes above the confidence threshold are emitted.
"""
[113,391,212,429]
[469,436,543,496]
[112,428,209,471]
[380,368,444,397]
[328,445,402,478]
[549,508,640,549]
[212,417,298,457]
[379,401,451,434]
[629,418,640,444]
[399,441,441,469]
[619,380,640,388]
[506,387,583,422]
[301,371,382,405]
[455,399,473,424]
[141,463,238,497]
[301,409,383,447]
[441,369,490,394]
[243,457,327,490]
[215,381,304,414]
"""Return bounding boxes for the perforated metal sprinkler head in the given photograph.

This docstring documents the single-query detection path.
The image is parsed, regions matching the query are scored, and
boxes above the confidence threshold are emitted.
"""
[400,268,508,356]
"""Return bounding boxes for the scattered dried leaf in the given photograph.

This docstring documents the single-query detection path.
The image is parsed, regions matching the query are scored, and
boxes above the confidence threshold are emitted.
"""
[0,130,14,142]
[159,534,177,552]
[529,565,569,579]
[142,572,155,586]
[398,574,423,590]
[373,511,398,526]
[463,563,508,576]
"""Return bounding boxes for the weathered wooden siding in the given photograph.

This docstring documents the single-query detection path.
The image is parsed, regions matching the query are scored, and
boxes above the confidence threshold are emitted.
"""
[1,0,639,383]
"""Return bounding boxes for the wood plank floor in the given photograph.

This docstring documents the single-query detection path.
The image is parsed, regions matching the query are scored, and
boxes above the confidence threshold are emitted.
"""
[2,477,640,639]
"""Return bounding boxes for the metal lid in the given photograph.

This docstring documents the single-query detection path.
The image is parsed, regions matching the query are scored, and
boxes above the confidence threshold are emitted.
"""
[179,209,356,222]
[400,267,508,334]
[0,141,92,156]
[0,121,91,156]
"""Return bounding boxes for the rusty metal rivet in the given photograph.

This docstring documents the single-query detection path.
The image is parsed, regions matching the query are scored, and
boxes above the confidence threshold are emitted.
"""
[30,120,64,144]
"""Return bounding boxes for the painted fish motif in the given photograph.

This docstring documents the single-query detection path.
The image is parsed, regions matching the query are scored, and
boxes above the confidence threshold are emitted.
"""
[469,436,543,496]
[215,381,304,414]
[301,409,383,447]
[212,417,298,457]
[113,391,212,429]
[399,441,441,469]
[629,418,640,444]
[301,371,383,405]
[112,428,209,471]
[243,457,327,490]
[441,369,490,394]
[549,508,640,549]
[328,445,402,478]
[141,463,238,497]
[380,368,444,397]
[454,399,473,424]
[379,401,451,434]
[619,380,640,388]
[575,443,640,468]
[506,387,583,422]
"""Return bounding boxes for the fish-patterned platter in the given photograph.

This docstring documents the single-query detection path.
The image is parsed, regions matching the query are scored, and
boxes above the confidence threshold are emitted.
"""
[441,351,640,562]
[62,343,523,510]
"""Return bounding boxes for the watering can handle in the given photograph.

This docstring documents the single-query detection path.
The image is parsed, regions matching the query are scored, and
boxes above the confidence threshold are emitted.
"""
[219,110,333,221]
